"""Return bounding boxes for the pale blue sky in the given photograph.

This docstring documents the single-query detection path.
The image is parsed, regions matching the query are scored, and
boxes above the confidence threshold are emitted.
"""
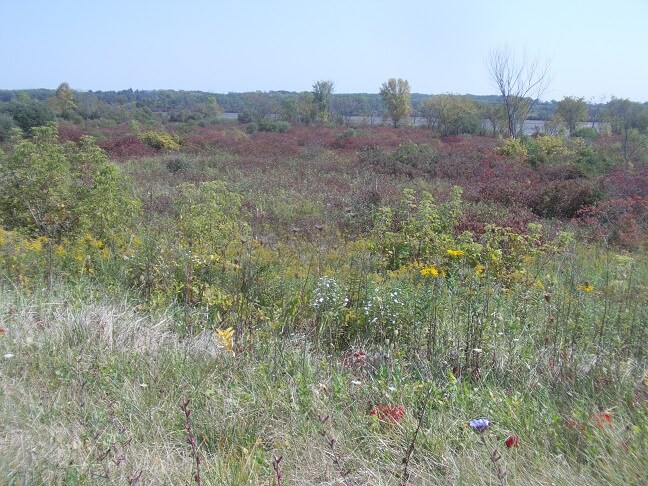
[1,0,646,101]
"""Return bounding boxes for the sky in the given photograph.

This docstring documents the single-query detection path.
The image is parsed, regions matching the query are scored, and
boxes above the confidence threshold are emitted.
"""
[1,0,647,101]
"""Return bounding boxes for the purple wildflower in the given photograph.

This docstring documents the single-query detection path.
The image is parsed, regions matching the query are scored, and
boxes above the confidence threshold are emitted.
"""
[468,418,491,433]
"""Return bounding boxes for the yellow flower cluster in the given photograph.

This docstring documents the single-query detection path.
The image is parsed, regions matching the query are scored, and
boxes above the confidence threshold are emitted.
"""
[420,266,442,277]
[447,249,465,257]
[578,282,594,292]
[215,327,235,354]
[23,236,49,252]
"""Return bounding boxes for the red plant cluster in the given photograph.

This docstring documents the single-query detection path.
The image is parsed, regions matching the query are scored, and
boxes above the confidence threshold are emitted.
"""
[50,122,642,248]
[369,404,405,423]
[565,411,613,433]
[565,417,586,432]
[183,126,300,158]
[577,196,648,248]
[602,165,648,199]
[591,412,612,429]
[341,349,366,368]
[505,434,519,448]
[57,124,87,143]
[99,135,157,158]
[342,350,367,368]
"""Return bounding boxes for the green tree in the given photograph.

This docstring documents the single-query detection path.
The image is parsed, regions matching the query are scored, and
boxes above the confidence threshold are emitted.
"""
[3,98,55,133]
[0,123,139,240]
[49,82,77,120]
[0,123,140,283]
[605,98,648,166]
[239,92,278,123]
[480,102,508,137]
[312,80,334,124]
[379,78,411,128]
[555,96,588,134]
[0,112,16,143]
[331,93,368,124]
[418,94,481,135]
[296,92,317,125]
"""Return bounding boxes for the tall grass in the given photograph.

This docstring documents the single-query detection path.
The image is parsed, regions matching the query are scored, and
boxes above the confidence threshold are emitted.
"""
[1,243,646,485]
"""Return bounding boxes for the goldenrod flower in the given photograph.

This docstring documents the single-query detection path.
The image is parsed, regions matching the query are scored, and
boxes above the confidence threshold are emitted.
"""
[215,327,235,354]
[420,266,441,277]
[447,249,465,257]
[23,236,48,252]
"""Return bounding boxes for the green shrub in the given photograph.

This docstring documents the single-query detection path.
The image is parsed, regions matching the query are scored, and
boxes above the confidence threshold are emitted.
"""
[139,130,181,151]
[392,140,437,168]
[362,141,437,176]
[0,112,16,143]
[337,127,356,141]
[2,99,55,133]
[530,178,600,218]
[498,138,527,161]
[258,119,291,133]
[165,155,191,173]
[571,126,599,141]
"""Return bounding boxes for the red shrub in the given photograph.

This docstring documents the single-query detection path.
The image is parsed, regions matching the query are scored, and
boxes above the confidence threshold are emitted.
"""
[369,405,405,423]
[577,196,648,248]
[602,165,648,199]
[98,135,157,158]
[57,124,87,143]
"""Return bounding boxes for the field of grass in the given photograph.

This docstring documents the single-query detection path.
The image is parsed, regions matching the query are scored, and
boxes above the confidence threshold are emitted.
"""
[1,122,647,484]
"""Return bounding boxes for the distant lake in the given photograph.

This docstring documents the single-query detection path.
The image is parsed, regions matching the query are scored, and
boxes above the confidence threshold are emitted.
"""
[219,113,608,135]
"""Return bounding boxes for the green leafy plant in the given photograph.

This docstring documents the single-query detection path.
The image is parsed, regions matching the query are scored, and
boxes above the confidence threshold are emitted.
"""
[139,130,181,151]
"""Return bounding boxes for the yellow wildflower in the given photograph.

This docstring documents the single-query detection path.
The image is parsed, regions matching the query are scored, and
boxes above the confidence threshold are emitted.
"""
[447,249,465,257]
[420,266,441,277]
[215,327,235,354]
[578,282,594,292]
[23,236,48,252]
[83,234,104,249]
[475,264,485,276]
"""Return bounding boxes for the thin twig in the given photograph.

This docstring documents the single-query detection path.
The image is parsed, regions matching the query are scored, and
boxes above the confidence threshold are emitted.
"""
[272,455,283,486]
[180,399,201,485]
[401,388,432,485]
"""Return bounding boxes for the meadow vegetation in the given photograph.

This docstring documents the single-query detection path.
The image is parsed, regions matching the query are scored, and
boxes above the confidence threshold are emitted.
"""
[0,113,647,484]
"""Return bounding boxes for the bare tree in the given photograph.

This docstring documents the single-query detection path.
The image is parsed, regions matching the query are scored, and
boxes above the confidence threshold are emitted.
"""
[488,46,551,138]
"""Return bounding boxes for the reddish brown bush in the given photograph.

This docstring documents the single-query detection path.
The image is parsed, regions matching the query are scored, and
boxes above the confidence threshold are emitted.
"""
[577,196,648,247]
[530,178,600,218]
[57,124,87,143]
[602,165,648,199]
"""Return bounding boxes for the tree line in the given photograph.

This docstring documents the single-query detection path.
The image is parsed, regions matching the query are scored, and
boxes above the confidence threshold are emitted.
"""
[2,43,648,143]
